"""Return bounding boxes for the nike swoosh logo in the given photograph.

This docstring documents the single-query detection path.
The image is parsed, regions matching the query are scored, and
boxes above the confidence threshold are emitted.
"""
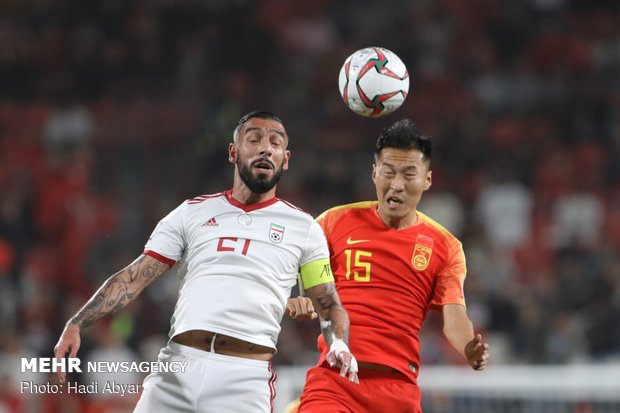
[346,237,370,245]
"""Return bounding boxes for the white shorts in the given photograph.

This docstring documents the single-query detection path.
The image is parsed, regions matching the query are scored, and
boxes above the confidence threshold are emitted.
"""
[133,342,277,413]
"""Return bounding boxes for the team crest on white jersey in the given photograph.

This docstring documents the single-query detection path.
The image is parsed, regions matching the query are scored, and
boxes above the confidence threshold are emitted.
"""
[269,223,285,243]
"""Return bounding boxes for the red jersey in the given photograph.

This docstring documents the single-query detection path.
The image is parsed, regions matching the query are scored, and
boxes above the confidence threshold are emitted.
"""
[314,201,466,383]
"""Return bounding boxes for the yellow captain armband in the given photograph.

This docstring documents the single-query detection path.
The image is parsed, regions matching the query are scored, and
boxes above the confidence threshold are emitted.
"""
[300,258,334,289]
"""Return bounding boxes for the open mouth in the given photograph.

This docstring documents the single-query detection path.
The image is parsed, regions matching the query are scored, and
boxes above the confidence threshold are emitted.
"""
[252,160,274,172]
[386,195,404,208]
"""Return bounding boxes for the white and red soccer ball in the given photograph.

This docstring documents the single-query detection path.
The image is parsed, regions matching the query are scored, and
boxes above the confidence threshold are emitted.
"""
[338,47,409,117]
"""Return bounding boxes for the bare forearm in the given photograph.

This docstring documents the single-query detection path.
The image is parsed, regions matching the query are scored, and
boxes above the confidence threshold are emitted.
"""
[70,255,168,328]
[307,283,350,346]
[70,273,137,328]
[443,305,474,358]
[444,320,474,357]
[319,305,350,346]
[443,304,490,370]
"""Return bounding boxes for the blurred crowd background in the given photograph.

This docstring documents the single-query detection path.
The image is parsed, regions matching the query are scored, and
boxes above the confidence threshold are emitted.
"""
[1,0,619,411]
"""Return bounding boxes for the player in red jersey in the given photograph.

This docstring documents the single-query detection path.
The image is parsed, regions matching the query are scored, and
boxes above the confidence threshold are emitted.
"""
[295,119,489,412]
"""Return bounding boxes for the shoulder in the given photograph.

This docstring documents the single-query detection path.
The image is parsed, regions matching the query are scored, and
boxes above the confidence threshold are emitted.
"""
[271,198,318,225]
[277,197,304,212]
[317,201,377,223]
[186,192,227,205]
[417,211,463,250]
[316,201,377,237]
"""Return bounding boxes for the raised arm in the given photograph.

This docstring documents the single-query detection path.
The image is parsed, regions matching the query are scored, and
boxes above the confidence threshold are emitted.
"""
[442,303,490,371]
[53,254,170,382]
[305,282,358,383]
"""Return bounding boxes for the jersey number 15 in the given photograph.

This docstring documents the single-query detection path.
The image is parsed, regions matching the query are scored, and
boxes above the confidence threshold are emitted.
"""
[344,249,372,282]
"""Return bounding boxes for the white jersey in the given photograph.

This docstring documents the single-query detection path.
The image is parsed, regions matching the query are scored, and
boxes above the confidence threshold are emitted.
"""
[143,191,329,350]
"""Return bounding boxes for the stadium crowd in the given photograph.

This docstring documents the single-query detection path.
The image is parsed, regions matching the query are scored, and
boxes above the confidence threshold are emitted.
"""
[1,0,619,411]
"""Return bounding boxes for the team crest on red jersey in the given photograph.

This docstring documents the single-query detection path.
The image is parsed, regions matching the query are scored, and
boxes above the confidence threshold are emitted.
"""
[412,233,433,271]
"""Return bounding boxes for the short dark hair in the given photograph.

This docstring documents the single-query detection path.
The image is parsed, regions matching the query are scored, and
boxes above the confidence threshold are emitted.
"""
[233,111,284,142]
[375,119,432,164]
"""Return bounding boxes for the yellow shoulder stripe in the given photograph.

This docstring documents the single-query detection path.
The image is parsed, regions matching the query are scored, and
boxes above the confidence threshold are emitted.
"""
[316,201,377,221]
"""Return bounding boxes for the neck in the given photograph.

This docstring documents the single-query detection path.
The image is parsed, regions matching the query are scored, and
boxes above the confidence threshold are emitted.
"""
[376,207,418,230]
[231,177,276,205]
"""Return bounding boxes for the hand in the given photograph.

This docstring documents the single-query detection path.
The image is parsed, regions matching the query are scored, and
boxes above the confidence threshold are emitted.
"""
[285,297,318,320]
[53,323,81,383]
[326,339,359,384]
[464,333,489,371]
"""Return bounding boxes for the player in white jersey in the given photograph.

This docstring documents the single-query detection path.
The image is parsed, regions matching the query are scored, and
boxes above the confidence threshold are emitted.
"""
[53,111,359,413]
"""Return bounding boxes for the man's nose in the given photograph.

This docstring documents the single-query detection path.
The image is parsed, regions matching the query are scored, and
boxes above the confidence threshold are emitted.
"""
[390,175,405,191]
[258,141,273,156]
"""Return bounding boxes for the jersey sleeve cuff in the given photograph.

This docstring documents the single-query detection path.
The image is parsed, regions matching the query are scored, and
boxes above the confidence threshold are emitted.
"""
[144,250,176,267]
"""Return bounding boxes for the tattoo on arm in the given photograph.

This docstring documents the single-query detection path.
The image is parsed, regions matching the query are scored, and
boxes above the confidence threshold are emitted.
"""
[313,284,350,346]
[316,284,338,310]
[70,256,169,328]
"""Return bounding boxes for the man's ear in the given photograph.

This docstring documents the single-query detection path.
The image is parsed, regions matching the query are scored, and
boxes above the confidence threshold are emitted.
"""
[228,143,236,165]
[371,164,377,184]
[424,170,432,191]
[282,150,291,171]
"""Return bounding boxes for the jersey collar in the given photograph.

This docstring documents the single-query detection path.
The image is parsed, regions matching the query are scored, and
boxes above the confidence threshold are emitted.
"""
[225,189,279,212]
[372,204,423,232]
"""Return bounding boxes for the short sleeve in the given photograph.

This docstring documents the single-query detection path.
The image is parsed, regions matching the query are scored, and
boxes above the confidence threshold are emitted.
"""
[315,207,340,254]
[429,242,467,310]
[143,201,187,266]
[315,209,331,238]
[300,219,330,267]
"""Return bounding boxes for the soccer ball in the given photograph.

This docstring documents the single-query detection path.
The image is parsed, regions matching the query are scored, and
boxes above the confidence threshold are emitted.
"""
[338,47,409,117]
